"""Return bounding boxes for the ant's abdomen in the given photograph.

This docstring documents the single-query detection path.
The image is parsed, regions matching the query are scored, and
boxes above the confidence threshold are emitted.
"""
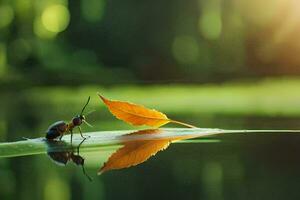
[46,121,68,140]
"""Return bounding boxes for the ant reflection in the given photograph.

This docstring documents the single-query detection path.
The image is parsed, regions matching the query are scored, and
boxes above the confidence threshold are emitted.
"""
[46,138,92,181]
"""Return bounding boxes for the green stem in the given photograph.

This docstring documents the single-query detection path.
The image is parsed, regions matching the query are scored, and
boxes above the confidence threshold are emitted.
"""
[169,119,197,128]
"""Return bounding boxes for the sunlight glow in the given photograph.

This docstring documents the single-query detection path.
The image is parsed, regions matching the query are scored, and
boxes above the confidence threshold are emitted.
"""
[198,0,222,40]
[41,4,70,33]
[34,18,56,39]
[199,11,222,40]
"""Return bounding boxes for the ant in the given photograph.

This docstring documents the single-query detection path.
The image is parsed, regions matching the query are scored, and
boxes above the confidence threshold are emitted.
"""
[47,138,92,181]
[46,96,92,144]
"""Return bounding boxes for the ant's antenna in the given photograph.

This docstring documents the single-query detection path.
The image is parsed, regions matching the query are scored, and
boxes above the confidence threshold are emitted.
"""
[80,96,91,115]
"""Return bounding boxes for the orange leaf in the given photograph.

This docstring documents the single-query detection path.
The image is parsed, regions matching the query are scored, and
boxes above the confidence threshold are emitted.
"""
[98,129,170,174]
[98,94,196,128]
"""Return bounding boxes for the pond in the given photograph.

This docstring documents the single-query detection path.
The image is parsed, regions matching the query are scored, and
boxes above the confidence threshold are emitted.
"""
[1,83,300,200]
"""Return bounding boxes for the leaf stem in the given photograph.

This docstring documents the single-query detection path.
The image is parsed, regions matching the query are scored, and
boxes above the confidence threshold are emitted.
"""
[169,119,197,128]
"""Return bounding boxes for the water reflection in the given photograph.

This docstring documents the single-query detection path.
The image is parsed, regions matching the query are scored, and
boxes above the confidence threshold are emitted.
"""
[2,128,300,199]
[46,138,92,181]
[46,129,195,176]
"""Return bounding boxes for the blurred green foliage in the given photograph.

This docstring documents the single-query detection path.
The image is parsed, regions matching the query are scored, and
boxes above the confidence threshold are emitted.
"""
[2,0,300,87]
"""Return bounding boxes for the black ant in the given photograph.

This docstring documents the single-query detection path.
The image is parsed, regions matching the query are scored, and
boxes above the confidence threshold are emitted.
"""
[46,96,92,144]
[47,138,92,181]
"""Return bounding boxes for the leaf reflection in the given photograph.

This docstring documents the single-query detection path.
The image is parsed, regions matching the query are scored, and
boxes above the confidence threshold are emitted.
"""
[98,129,195,174]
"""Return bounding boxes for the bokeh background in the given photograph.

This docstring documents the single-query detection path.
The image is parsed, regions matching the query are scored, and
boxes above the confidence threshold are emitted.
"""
[1,0,300,199]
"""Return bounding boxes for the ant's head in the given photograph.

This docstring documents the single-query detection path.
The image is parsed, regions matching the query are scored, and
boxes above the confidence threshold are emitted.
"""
[73,96,92,127]
[71,154,85,165]
[72,115,85,126]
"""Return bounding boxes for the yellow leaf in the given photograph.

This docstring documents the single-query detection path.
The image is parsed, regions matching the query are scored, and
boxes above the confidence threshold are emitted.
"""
[98,94,196,128]
[98,129,170,174]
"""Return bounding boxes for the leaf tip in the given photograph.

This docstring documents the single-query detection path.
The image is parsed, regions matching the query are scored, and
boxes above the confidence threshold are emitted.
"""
[97,93,106,101]
[97,167,107,175]
[97,170,103,175]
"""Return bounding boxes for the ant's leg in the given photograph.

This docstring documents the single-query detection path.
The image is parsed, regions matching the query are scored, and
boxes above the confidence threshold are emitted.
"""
[69,129,73,145]
[58,127,64,141]
[77,137,87,155]
[78,126,90,139]
[76,137,92,182]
